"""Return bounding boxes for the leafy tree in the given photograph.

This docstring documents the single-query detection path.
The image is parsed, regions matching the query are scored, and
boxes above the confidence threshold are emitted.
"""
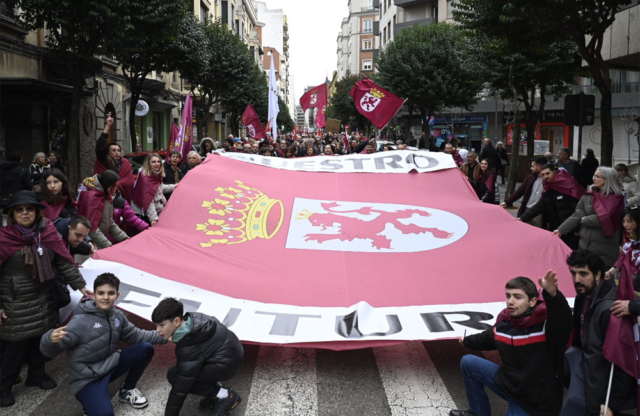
[326,74,372,132]
[181,20,249,141]
[376,23,484,140]
[108,0,195,150]
[220,57,268,135]
[527,0,633,166]
[6,0,129,184]
[276,96,294,132]
[455,0,581,194]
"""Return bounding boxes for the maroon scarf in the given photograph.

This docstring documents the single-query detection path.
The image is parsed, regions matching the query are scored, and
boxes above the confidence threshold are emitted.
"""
[0,218,75,266]
[41,196,76,220]
[132,172,163,211]
[94,157,134,202]
[77,181,108,232]
[587,189,625,237]
[496,290,547,330]
[543,169,586,200]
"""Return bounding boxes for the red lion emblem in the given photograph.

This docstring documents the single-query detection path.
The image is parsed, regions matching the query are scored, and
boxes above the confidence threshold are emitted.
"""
[302,202,453,250]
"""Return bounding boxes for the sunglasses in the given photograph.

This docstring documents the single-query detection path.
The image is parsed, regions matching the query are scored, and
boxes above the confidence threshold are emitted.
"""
[14,206,36,214]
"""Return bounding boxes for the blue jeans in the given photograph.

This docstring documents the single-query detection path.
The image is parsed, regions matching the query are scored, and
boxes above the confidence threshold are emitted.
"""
[75,342,155,416]
[460,354,530,416]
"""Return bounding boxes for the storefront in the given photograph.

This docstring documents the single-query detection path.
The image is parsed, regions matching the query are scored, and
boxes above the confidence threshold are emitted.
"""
[431,115,489,152]
[505,110,570,156]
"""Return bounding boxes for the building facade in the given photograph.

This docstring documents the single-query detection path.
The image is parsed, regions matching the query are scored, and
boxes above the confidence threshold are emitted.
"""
[256,1,291,113]
[336,0,379,79]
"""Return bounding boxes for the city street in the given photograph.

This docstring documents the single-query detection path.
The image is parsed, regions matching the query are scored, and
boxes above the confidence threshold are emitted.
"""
[6,316,509,416]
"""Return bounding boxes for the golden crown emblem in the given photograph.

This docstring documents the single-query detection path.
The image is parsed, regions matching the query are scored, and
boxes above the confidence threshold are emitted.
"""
[370,88,385,99]
[197,181,284,247]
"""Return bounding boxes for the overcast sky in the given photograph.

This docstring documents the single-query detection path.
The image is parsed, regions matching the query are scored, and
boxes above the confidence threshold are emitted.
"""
[263,0,348,103]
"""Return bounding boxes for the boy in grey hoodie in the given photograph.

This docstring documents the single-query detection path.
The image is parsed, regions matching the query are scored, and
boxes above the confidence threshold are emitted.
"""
[40,273,166,416]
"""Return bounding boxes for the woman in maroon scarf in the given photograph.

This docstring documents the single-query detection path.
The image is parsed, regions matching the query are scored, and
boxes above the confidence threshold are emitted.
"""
[555,167,625,268]
[131,154,176,227]
[0,191,92,407]
[475,159,497,204]
[38,169,77,221]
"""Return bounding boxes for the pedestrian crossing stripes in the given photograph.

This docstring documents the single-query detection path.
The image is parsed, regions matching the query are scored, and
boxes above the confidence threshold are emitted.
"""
[6,316,509,416]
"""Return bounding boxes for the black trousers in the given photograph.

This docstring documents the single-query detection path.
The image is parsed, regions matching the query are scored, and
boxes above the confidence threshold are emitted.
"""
[166,365,221,397]
[0,337,46,392]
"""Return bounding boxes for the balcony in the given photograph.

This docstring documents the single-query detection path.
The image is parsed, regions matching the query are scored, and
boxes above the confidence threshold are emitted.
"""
[394,0,434,7]
[394,17,436,36]
[373,21,380,36]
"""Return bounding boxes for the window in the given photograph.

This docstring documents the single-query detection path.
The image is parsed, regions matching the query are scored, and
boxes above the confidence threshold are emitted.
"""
[383,26,387,44]
[363,19,372,33]
[200,2,209,23]
[221,1,228,24]
[362,39,372,50]
[447,0,458,18]
[363,60,373,71]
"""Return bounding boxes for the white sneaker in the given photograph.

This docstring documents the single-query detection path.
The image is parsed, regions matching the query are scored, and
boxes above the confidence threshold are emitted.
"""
[118,387,149,409]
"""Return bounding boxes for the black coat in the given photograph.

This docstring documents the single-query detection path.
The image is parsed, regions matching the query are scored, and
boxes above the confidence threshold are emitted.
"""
[464,290,573,416]
[479,144,502,171]
[165,313,244,416]
[572,281,636,415]
[520,189,579,231]
[1,161,32,203]
[581,156,599,186]
[163,162,184,185]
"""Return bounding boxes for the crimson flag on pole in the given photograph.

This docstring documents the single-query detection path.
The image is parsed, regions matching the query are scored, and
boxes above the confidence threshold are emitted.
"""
[350,78,405,129]
[604,244,640,410]
[241,103,266,139]
[299,83,327,111]
[166,124,180,163]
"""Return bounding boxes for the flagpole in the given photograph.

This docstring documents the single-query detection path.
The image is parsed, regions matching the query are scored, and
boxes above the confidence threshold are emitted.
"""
[603,362,614,415]
[381,99,408,132]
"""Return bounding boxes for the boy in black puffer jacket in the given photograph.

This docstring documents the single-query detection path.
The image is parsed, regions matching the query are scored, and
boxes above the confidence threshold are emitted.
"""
[450,273,573,416]
[152,298,244,416]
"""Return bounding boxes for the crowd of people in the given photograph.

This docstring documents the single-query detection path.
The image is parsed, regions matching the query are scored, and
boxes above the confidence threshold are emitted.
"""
[0,118,638,416]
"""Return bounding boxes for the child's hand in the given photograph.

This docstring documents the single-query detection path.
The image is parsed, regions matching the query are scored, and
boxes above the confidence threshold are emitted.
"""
[50,326,68,343]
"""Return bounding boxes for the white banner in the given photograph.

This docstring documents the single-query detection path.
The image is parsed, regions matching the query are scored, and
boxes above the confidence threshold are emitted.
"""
[215,150,456,174]
[72,259,575,345]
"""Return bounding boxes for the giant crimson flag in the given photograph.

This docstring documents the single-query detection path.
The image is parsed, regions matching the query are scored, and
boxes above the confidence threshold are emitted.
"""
[241,103,266,139]
[603,246,640,410]
[299,83,327,112]
[350,78,405,129]
[78,151,575,350]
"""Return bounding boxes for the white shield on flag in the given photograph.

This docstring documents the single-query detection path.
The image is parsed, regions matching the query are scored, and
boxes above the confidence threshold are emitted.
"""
[247,125,256,137]
[360,93,381,112]
[285,198,468,253]
[310,94,317,105]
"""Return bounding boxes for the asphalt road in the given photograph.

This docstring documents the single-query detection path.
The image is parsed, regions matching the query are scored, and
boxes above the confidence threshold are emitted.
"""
[6,315,511,416]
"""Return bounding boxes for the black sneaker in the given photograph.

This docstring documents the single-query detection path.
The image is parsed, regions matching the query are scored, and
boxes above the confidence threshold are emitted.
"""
[210,389,241,416]
[25,374,57,390]
[199,393,218,409]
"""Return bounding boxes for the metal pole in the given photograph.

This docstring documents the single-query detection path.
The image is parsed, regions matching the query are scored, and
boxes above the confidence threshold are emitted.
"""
[577,92,584,159]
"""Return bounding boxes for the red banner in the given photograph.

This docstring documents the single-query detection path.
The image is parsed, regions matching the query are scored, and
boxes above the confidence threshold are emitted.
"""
[350,78,405,129]
[241,103,266,139]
